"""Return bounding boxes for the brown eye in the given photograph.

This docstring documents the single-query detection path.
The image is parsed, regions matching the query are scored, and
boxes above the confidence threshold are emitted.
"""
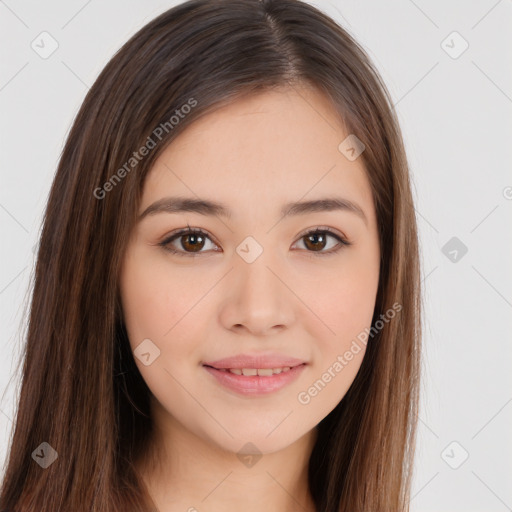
[159,226,350,258]
[160,228,218,256]
[303,232,328,252]
[180,232,206,252]
[294,228,350,255]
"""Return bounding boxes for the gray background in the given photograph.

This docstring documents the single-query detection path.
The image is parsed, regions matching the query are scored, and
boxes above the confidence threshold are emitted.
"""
[1,1,511,510]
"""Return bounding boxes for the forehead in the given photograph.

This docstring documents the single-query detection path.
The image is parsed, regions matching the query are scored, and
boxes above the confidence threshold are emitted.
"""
[142,86,375,223]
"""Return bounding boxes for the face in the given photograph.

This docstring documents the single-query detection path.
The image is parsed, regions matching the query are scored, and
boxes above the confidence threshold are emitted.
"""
[119,85,380,456]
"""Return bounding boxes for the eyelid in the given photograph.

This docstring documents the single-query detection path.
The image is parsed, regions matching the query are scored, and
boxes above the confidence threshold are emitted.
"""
[295,225,348,243]
[159,226,221,255]
[292,226,352,257]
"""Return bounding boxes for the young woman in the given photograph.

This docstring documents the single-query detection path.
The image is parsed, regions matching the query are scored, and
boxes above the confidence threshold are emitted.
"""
[0,0,422,510]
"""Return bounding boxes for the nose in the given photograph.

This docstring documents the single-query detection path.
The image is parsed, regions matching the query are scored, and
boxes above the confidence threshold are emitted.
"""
[218,252,296,337]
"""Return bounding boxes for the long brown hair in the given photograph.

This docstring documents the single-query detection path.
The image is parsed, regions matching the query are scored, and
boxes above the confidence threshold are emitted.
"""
[0,1,422,510]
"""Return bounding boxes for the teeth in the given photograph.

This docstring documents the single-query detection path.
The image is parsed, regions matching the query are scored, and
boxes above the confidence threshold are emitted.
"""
[257,368,274,376]
[225,367,292,376]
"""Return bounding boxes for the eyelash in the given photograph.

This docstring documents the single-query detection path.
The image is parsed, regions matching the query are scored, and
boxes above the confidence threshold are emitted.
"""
[158,225,352,258]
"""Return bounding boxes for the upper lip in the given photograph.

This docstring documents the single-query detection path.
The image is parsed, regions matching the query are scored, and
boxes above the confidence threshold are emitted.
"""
[203,353,307,370]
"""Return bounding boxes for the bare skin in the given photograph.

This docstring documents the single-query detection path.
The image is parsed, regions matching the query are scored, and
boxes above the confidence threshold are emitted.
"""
[119,84,380,512]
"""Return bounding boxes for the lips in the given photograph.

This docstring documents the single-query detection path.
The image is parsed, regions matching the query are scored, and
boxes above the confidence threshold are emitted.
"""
[202,353,308,395]
[203,362,307,395]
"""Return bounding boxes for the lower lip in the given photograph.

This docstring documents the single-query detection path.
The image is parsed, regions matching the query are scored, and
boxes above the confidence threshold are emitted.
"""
[203,364,306,396]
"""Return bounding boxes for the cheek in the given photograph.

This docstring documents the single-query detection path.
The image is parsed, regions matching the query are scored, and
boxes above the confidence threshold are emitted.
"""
[120,246,204,347]
[312,252,379,341]
[119,250,206,397]
[310,281,375,382]
[303,249,379,398]
[295,282,376,414]
[327,276,378,339]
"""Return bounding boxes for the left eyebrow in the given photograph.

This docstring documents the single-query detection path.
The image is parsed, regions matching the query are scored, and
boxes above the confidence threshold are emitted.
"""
[138,196,368,226]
